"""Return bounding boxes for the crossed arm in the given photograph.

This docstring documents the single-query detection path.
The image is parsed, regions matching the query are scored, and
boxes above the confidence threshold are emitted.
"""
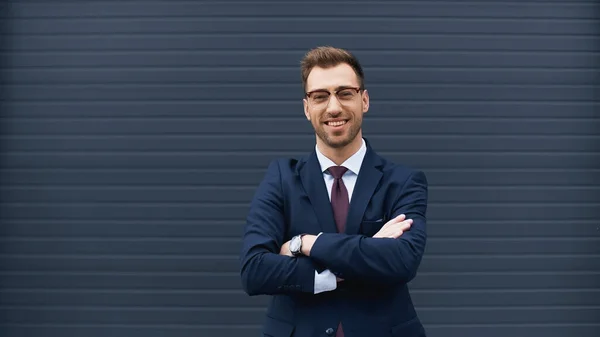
[280,213,414,283]
[239,161,428,296]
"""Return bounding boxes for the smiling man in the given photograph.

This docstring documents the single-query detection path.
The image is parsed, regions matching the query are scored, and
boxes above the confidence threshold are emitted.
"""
[240,46,429,337]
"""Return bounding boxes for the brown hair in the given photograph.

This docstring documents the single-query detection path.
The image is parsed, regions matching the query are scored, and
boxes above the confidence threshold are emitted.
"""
[300,46,365,92]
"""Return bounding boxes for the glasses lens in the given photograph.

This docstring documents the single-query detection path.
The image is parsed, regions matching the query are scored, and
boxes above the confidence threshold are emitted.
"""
[337,88,357,100]
[308,91,330,105]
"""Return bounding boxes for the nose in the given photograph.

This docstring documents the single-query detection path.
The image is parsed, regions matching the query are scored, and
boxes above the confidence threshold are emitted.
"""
[325,94,343,114]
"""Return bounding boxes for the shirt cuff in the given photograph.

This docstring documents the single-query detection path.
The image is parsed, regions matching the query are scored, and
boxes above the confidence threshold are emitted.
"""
[314,269,337,294]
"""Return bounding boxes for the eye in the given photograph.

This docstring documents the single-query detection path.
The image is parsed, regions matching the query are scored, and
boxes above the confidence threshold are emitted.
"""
[311,92,329,101]
[338,89,355,99]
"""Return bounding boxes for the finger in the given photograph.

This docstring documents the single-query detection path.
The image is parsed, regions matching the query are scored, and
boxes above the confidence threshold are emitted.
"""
[392,220,413,238]
[385,214,405,225]
[394,214,406,222]
[398,225,411,234]
[391,219,412,230]
[399,219,413,230]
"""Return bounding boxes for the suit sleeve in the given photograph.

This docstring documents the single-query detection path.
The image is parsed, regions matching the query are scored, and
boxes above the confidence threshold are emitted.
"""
[240,160,319,295]
[309,170,428,285]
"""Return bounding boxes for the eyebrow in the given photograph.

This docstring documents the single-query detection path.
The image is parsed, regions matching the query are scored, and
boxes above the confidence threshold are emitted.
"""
[307,85,356,92]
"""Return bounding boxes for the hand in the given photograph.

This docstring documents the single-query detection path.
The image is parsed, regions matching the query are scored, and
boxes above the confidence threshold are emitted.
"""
[336,277,344,283]
[373,214,413,239]
[300,235,317,256]
[279,240,293,256]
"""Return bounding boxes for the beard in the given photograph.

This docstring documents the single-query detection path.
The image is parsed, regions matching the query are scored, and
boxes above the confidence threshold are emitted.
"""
[314,118,362,149]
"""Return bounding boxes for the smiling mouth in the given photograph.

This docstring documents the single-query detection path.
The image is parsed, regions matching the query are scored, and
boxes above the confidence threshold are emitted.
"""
[326,120,348,127]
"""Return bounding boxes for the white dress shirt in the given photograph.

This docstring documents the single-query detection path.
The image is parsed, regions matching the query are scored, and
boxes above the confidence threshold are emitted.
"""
[312,138,367,294]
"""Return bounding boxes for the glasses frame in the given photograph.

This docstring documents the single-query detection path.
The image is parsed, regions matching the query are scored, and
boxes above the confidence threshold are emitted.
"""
[304,86,363,107]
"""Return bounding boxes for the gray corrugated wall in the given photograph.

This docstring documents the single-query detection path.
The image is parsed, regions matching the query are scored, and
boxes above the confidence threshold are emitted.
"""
[1,1,599,337]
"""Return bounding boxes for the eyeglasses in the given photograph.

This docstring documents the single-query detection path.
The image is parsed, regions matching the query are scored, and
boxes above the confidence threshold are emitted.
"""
[305,87,362,108]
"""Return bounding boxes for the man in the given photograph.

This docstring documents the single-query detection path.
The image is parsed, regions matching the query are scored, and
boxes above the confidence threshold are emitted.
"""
[240,46,428,337]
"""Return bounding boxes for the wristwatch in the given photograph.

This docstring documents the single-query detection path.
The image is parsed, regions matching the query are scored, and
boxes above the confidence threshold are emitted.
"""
[289,234,305,256]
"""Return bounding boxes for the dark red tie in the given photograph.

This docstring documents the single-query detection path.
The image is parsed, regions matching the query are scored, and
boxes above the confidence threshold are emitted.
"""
[327,166,349,337]
[328,166,349,233]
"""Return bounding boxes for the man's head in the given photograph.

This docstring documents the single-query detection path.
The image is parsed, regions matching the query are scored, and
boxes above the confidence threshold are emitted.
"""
[301,46,369,154]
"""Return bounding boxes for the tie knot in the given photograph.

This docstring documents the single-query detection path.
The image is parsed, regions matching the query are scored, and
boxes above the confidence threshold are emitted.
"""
[328,166,348,179]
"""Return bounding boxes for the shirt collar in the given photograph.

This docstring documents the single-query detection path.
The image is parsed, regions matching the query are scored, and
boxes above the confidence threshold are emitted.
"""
[315,138,367,175]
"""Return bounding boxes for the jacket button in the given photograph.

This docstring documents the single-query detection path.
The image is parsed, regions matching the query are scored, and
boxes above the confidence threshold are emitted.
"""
[325,328,334,335]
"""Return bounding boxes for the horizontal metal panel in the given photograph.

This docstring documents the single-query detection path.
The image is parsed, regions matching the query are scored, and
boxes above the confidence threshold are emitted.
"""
[425,238,600,254]
[428,220,599,238]
[422,326,600,337]
[2,186,598,203]
[4,67,597,85]
[0,220,243,237]
[2,255,599,273]
[0,326,264,337]
[1,256,243,273]
[2,135,599,152]
[5,84,598,101]
[411,272,600,290]
[2,288,598,308]
[8,35,598,53]
[429,187,600,203]
[0,273,244,290]
[413,289,600,307]
[0,307,265,325]
[1,220,596,238]
[0,289,268,308]
[7,51,600,68]
[10,17,597,35]
[4,102,598,118]
[1,326,598,337]
[0,169,267,187]
[2,152,598,170]
[2,238,599,255]
[425,169,600,187]
[422,255,600,273]
[3,118,597,135]
[10,2,597,19]
[1,203,599,221]
[0,306,599,325]
[0,272,599,291]
[2,169,597,187]
[0,186,257,203]
[418,307,600,325]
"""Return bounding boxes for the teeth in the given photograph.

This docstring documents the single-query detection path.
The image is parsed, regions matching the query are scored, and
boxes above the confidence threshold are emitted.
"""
[328,121,346,126]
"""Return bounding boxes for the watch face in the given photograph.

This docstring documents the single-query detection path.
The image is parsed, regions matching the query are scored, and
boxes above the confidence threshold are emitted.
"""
[290,236,301,252]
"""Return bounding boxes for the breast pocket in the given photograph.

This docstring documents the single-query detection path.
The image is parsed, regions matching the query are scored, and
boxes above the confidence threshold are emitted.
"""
[360,219,384,237]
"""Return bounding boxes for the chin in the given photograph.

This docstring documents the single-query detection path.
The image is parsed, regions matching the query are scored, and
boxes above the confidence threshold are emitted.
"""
[328,139,352,148]
[322,134,355,149]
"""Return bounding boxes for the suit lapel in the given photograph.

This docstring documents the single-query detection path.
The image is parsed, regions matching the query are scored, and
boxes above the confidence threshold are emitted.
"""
[297,151,338,234]
[345,144,383,235]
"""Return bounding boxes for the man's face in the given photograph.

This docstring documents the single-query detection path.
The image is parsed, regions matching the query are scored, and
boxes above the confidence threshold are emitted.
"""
[303,63,369,150]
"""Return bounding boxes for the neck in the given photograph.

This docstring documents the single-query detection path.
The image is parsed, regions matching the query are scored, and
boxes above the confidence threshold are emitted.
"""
[316,135,363,166]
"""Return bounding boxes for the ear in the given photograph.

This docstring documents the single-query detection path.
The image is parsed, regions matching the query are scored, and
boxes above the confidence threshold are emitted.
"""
[361,89,370,113]
[303,98,310,120]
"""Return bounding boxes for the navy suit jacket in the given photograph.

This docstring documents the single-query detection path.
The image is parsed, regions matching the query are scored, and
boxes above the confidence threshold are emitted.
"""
[240,139,428,337]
